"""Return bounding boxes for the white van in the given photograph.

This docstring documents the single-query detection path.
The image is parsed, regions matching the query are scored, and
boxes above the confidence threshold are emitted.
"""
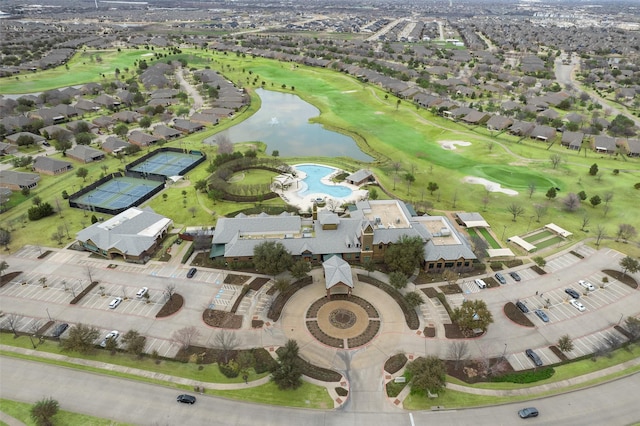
[474,279,487,289]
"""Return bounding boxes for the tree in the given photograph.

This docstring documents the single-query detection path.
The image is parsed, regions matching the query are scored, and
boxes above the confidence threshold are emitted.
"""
[0,260,8,277]
[363,258,375,276]
[272,150,279,157]
[273,277,290,293]
[616,224,637,243]
[427,182,439,195]
[562,193,581,212]
[121,330,146,356]
[451,299,493,336]
[545,187,557,200]
[389,271,408,290]
[533,204,548,222]
[619,256,640,275]
[557,335,574,353]
[406,356,446,395]
[550,154,563,169]
[214,330,239,364]
[533,256,546,268]
[527,182,536,199]
[0,227,11,250]
[577,190,587,201]
[114,123,129,137]
[384,235,425,276]
[253,241,293,277]
[30,397,59,426]
[76,167,89,182]
[595,225,606,247]
[188,206,197,218]
[271,339,302,390]
[139,116,152,129]
[165,283,176,301]
[60,323,99,354]
[75,132,92,145]
[448,341,469,370]
[471,236,489,262]
[216,133,234,154]
[624,316,640,340]
[6,313,21,337]
[404,172,415,194]
[589,163,599,176]
[172,326,200,351]
[404,291,424,308]
[580,214,590,232]
[369,187,378,200]
[507,203,524,221]
[589,195,602,208]
[289,260,311,280]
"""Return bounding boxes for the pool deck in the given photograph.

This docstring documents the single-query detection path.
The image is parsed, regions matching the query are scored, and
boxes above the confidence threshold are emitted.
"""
[277,165,369,211]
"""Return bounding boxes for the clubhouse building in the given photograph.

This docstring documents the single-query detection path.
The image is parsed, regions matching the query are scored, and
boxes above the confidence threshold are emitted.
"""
[210,200,477,272]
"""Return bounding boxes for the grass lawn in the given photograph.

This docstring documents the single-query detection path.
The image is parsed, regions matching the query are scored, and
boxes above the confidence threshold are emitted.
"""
[534,236,565,250]
[466,228,479,239]
[0,399,132,426]
[208,381,333,409]
[523,229,553,243]
[478,228,501,249]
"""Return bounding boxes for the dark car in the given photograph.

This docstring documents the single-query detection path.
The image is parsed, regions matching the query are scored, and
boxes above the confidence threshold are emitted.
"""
[565,288,580,299]
[495,272,507,285]
[52,323,69,338]
[187,267,197,278]
[177,394,196,404]
[509,271,522,282]
[516,301,529,313]
[518,407,539,419]
[525,349,543,367]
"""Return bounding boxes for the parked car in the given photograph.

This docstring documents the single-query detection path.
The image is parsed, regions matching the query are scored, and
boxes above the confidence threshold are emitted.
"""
[516,301,529,313]
[570,299,586,312]
[136,287,148,298]
[100,330,120,348]
[534,309,549,323]
[108,297,123,309]
[187,267,197,278]
[578,280,596,291]
[177,394,196,404]
[495,273,506,285]
[525,349,543,367]
[474,279,487,289]
[518,407,539,419]
[509,271,522,282]
[564,288,580,299]
[52,323,69,338]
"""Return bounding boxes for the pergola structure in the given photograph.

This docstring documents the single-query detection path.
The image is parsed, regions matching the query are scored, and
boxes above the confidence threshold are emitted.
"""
[323,255,354,298]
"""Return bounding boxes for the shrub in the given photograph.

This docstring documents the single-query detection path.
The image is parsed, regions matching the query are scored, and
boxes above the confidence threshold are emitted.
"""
[490,261,503,270]
[218,360,240,378]
[491,367,555,383]
[334,387,349,397]
[251,348,277,374]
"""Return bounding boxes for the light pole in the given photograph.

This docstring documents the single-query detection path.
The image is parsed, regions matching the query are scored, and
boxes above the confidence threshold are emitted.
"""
[501,225,508,241]
[503,343,508,359]
[46,308,52,322]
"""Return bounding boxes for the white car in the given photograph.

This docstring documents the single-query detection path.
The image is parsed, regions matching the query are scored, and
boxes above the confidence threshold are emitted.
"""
[108,297,123,309]
[100,330,120,347]
[136,287,148,298]
[474,279,487,289]
[578,280,596,291]
[570,299,586,312]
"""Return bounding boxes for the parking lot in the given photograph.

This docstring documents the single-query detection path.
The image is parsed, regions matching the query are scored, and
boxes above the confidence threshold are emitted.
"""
[509,346,561,371]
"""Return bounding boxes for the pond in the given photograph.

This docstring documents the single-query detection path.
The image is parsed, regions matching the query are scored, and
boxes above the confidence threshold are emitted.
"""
[206,89,373,162]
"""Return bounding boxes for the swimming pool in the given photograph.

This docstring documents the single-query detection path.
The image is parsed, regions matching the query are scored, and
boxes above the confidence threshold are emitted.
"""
[295,164,353,198]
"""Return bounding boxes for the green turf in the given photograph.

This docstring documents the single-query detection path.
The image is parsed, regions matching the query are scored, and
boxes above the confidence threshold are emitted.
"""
[466,228,479,239]
[523,229,553,243]
[478,228,501,249]
[534,236,565,250]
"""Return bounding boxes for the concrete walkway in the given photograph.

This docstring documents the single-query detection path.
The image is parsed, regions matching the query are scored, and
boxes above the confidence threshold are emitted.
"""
[0,411,25,426]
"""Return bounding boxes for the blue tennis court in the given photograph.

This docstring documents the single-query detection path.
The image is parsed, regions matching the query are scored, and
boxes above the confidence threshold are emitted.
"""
[130,151,201,177]
[74,177,163,210]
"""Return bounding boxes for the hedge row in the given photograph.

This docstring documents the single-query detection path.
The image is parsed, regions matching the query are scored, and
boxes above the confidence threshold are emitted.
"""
[275,347,342,382]
[436,292,454,319]
[357,274,419,330]
[491,367,555,384]
[267,276,313,321]
[70,281,100,305]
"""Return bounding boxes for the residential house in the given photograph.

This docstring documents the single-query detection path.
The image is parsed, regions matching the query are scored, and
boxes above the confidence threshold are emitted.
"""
[128,130,160,147]
[75,207,173,264]
[5,132,46,145]
[66,120,99,134]
[153,125,182,140]
[0,170,40,191]
[92,116,116,130]
[626,139,640,157]
[66,145,105,163]
[461,110,490,125]
[561,131,584,150]
[112,111,141,124]
[102,136,131,154]
[530,125,556,141]
[486,115,513,131]
[509,121,535,136]
[190,113,219,126]
[0,142,17,156]
[173,119,205,134]
[40,125,72,141]
[593,135,617,154]
[74,99,101,113]
[32,156,73,175]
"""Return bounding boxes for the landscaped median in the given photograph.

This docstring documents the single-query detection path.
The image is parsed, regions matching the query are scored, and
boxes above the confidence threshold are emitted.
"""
[0,333,333,409]
[402,345,640,410]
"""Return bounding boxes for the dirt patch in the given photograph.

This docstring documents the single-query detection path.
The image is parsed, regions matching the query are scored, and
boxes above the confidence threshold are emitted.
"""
[444,323,466,339]
[503,302,535,327]
[602,269,638,289]
[439,284,462,295]
[252,319,264,328]
[549,345,569,361]
[483,277,500,288]
[446,358,514,384]
[203,309,243,329]
[224,274,251,285]
[384,353,408,374]
[531,265,547,275]
[423,327,436,337]
[0,271,22,288]
[156,294,184,318]
[248,277,270,291]
[421,287,439,298]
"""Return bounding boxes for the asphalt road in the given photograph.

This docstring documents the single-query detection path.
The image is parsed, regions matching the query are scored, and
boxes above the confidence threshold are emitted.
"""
[1,357,638,425]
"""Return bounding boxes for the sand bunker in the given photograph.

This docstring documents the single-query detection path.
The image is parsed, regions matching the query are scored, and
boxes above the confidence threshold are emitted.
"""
[462,176,519,196]
[439,140,472,150]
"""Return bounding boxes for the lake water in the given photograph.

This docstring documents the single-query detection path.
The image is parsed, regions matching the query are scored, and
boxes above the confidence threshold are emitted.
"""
[207,89,372,162]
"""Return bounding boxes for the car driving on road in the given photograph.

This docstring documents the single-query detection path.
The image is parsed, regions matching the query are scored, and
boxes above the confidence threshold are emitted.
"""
[177,394,196,404]
[518,407,539,419]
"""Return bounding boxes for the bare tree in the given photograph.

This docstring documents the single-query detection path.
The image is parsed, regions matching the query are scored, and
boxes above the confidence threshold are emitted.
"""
[580,214,590,231]
[214,330,239,363]
[616,224,637,243]
[392,161,402,175]
[550,154,563,169]
[527,182,536,199]
[562,193,581,212]
[216,133,234,154]
[595,225,606,247]
[165,284,176,301]
[603,191,614,206]
[533,204,548,222]
[172,326,200,351]
[447,341,469,370]
[507,203,524,221]
[5,313,22,337]
[188,206,197,218]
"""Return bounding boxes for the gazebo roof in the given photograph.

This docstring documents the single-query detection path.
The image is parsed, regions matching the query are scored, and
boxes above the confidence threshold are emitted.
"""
[323,255,353,289]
